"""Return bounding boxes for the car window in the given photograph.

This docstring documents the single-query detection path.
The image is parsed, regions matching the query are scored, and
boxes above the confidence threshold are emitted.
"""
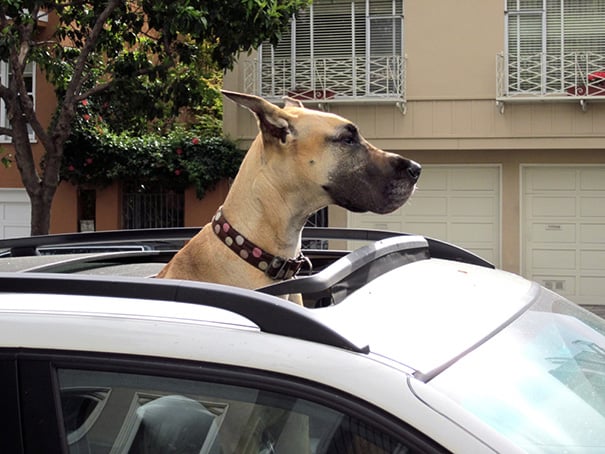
[429,289,605,453]
[57,368,421,454]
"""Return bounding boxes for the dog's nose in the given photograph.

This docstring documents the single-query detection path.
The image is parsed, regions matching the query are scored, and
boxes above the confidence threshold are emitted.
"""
[406,160,421,182]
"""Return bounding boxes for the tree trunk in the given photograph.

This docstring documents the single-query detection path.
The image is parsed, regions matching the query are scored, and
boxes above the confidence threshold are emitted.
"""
[10,110,60,236]
[29,187,55,236]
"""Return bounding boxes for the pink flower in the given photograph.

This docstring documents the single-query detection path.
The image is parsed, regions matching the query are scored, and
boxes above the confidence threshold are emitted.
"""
[192,137,200,145]
[81,99,88,106]
[86,157,93,165]
[176,148,183,155]
[68,165,75,171]
[83,114,91,121]
[174,169,181,176]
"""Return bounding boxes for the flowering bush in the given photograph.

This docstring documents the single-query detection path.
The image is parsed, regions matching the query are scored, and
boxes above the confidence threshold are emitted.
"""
[61,100,243,198]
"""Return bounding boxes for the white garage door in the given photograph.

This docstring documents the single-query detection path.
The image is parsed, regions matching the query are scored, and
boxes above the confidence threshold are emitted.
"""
[522,166,605,306]
[348,165,501,266]
[0,188,31,239]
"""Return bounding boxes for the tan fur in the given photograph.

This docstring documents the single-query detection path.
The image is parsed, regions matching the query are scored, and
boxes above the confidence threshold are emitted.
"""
[157,91,420,302]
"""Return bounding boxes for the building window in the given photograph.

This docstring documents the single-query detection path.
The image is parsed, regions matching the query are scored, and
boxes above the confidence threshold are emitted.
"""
[501,0,605,97]
[0,61,36,142]
[246,0,405,103]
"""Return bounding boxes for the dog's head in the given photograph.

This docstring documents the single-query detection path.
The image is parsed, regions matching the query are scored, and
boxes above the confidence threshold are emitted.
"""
[223,90,420,214]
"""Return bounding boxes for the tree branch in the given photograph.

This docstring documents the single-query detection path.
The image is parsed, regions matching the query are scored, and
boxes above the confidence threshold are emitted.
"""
[64,0,122,104]
[76,63,166,102]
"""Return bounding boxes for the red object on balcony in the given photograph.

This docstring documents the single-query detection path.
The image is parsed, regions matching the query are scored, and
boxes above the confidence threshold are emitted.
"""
[287,89,337,100]
[567,71,605,96]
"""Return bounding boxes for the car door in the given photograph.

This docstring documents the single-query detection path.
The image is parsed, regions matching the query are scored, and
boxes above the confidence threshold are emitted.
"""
[7,350,449,454]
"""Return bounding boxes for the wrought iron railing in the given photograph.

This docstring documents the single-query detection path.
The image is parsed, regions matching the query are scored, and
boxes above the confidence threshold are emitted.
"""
[244,56,405,103]
[497,52,605,99]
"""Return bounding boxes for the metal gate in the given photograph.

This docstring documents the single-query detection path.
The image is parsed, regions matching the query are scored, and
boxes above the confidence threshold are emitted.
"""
[122,184,184,229]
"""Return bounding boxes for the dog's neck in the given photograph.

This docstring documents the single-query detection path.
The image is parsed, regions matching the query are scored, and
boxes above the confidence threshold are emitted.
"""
[221,139,321,260]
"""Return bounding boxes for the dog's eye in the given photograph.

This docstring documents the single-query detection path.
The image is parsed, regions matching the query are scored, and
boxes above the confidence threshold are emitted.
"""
[336,124,359,145]
[342,134,356,145]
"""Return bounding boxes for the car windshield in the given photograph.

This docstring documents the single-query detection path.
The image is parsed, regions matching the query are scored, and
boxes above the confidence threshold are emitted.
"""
[430,287,605,452]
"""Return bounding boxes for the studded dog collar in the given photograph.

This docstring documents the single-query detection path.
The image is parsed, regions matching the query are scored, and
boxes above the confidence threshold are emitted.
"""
[212,208,307,280]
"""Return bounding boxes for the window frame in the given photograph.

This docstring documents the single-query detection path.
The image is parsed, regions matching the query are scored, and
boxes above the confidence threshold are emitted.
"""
[249,0,406,103]
[10,349,448,453]
[0,61,36,143]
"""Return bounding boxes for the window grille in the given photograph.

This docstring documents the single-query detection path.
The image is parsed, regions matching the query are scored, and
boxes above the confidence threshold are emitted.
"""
[247,0,405,102]
[501,0,605,97]
[122,184,184,230]
[0,61,36,142]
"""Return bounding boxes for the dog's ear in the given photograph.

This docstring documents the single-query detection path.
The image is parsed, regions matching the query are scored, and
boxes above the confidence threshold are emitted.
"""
[222,90,294,144]
[282,96,304,108]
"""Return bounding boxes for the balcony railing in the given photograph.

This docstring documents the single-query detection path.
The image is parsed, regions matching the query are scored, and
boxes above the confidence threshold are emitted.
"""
[244,56,406,106]
[497,52,605,108]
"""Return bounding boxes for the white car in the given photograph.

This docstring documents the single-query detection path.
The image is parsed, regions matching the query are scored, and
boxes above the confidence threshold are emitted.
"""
[0,229,604,453]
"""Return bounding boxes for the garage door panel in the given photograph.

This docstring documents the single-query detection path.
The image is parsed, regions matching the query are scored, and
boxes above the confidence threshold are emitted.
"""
[529,197,576,217]
[533,275,575,296]
[450,222,495,243]
[530,223,575,243]
[580,250,605,271]
[580,224,605,243]
[450,197,495,217]
[526,168,577,191]
[450,168,498,191]
[4,225,29,238]
[580,169,605,190]
[579,277,605,297]
[4,203,29,221]
[417,169,448,191]
[580,198,605,217]
[0,189,31,239]
[403,196,447,216]
[531,248,576,270]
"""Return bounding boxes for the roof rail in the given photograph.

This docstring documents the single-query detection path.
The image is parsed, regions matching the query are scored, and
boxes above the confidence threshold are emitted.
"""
[260,235,429,303]
[0,272,369,354]
[0,228,200,257]
[0,227,494,269]
[302,227,494,269]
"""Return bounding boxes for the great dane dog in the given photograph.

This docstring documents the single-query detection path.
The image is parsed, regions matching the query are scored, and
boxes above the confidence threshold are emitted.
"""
[157,90,421,302]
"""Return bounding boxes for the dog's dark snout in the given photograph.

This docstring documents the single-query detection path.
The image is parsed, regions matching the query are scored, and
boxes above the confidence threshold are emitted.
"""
[393,157,421,183]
